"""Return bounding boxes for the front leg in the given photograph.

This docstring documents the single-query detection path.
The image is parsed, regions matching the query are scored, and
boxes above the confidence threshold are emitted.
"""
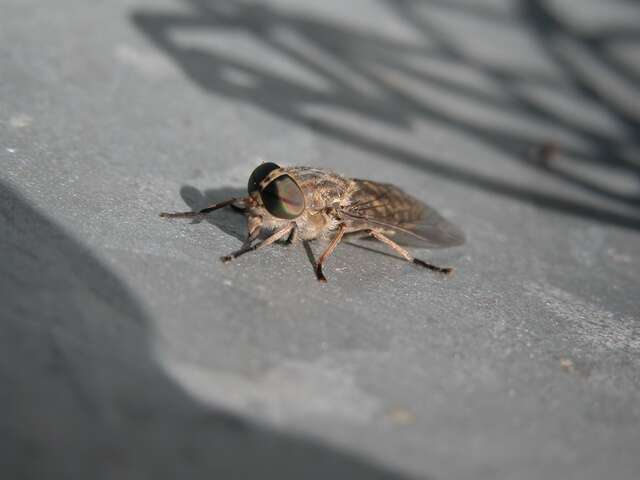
[219,222,261,262]
[221,224,294,263]
[160,197,241,219]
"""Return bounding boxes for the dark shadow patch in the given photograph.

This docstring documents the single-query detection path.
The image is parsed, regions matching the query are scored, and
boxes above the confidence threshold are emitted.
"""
[0,181,422,479]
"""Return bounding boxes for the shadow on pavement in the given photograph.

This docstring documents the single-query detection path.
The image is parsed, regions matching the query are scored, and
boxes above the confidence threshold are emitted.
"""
[0,181,418,479]
[177,185,248,241]
[132,0,640,230]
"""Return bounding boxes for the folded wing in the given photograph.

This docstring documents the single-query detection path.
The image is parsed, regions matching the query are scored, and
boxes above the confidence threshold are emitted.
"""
[342,179,465,248]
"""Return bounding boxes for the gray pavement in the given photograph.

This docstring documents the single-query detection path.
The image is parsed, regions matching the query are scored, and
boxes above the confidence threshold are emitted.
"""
[2,0,640,479]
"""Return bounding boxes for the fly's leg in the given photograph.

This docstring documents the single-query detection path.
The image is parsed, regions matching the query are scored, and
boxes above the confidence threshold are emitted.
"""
[315,224,346,283]
[160,198,241,219]
[369,230,453,275]
[221,224,294,263]
[285,227,298,245]
[220,222,262,262]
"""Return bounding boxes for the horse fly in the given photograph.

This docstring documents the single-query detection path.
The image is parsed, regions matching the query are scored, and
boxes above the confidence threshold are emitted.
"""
[160,163,465,282]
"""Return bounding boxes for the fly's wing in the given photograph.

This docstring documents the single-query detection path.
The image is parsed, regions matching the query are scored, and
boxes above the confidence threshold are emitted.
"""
[342,179,465,248]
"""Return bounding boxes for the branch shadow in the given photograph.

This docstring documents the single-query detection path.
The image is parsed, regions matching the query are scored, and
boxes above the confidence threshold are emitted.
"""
[0,181,420,479]
[131,0,640,231]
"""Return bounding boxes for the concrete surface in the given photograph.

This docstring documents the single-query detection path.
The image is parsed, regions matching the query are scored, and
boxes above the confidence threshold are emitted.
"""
[2,0,640,479]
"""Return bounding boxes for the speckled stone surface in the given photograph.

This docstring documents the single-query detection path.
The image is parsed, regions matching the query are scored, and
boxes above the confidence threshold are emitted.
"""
[1,1,640,479]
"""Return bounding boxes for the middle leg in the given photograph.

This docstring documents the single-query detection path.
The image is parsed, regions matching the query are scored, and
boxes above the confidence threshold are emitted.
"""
[315,223,347,282]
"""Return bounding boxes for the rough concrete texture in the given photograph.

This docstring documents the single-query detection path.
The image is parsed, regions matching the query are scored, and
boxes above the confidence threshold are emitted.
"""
[2,0,640,479]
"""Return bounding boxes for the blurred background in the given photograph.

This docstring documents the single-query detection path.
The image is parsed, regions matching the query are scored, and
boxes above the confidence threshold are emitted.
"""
[1,1,639,479]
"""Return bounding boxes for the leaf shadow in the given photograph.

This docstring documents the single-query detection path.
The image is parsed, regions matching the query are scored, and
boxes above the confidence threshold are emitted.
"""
[132,0,640,231]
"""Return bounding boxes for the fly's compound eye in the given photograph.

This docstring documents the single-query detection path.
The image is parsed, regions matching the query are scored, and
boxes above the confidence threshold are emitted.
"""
[260,174,305,219]
[247,162,281,194]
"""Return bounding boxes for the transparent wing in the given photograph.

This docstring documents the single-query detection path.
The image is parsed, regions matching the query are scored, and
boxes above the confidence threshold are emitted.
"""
[342,180,465,248]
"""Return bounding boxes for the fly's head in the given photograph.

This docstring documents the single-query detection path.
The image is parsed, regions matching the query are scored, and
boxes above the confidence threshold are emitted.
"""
[245,163,307,230]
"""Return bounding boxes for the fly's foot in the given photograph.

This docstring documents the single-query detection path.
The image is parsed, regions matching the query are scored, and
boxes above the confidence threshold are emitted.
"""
[315,264,328,283]
[413,258,454,276]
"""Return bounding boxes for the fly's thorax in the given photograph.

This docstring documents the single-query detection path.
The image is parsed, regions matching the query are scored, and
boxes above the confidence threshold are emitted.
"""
[292,168,353,211]
[296,209,332,240]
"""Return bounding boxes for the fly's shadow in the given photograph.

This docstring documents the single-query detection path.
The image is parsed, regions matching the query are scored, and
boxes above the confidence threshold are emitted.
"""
[178,185,247,242]
[175,185,319,272]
